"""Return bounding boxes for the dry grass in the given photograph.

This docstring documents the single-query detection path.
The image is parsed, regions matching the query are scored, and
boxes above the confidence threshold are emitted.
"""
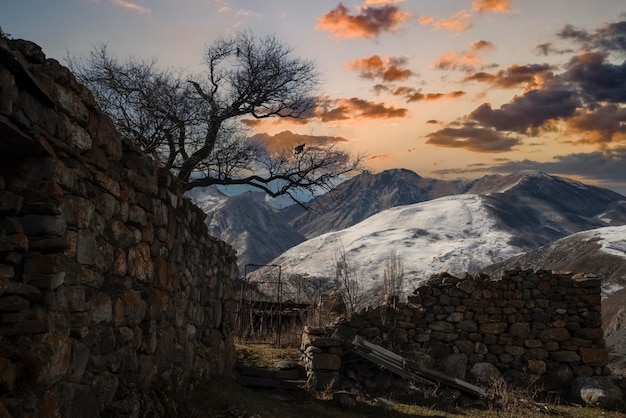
[185,343,626,418]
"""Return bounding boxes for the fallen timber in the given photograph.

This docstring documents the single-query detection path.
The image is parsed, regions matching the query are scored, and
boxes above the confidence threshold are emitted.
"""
[338,334,486,398]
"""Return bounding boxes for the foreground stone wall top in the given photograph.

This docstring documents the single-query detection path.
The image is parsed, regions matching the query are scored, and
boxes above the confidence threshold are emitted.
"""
[0,37,237,417]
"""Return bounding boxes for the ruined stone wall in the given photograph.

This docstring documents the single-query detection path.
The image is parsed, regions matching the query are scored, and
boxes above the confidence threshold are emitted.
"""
[0,38,237,416]
[303,270,608,395]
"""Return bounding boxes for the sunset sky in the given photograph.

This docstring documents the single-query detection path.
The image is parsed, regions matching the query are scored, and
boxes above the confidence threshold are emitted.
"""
[3,1,626,194]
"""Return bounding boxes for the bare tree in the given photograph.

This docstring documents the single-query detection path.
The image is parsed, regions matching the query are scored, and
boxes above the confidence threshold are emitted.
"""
[332,239,361,314]
[382,249,404,303]
[69,32,361,207]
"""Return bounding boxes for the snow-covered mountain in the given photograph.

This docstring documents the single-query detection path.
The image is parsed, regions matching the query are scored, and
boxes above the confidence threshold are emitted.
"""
[187,187,305,270]
[262,171,626,303]
[268,194,526,302]
[189,169,626,282]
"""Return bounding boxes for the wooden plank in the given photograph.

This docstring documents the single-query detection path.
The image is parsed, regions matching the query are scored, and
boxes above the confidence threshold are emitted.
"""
[345,335,486,398]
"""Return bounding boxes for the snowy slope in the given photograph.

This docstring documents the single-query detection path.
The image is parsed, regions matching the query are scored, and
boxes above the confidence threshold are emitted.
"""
[269,194,526,297]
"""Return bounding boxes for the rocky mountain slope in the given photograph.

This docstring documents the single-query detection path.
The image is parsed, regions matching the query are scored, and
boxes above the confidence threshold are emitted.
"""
[187,187,305,270]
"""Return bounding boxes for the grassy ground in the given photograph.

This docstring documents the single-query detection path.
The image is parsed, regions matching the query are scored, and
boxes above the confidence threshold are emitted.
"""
[186,343,626,418]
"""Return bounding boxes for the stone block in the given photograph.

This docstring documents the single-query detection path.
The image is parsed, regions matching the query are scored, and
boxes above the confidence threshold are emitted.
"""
[579,347,608,367]
[469,362,501,384]
[0,190,22,214]
[309,353,341,371]
[479,322,507,334]
[538,327,571,342]
[550,350,581,363]
[20,214,66,237]
[572,376,624,408]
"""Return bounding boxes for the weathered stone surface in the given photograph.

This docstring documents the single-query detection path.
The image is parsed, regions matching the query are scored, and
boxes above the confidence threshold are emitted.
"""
[469,362,501,384]
[309,353,341,371]
[579,347,608,366]
[0,190,22,214]
[572,376,624,408]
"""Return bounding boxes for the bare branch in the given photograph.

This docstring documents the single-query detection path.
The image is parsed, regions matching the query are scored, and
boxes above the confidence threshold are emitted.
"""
[68,33,360,207]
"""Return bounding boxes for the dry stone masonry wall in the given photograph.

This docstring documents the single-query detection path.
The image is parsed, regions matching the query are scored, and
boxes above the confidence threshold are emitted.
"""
[0,37,237,417]
[303,270,611,400]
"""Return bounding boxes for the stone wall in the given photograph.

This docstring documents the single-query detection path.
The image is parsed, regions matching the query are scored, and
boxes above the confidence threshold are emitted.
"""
[0,37,237,416]
[303,270,609,397]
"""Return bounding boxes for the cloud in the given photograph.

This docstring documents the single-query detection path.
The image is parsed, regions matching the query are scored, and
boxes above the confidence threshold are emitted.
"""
[469,89,580,134]
[316,3,411,39]
[248,130,349,154]
[565,104,626,145]
[472,0,510,13]
[345,55,413,81]
[470,40,495,52]
[434,51,484,71]
[558,21,626,53]
[316,97,409,121]
[462,63,554,88]
[533,42,574,56]
[563,52,626,104]
[110,0,150,14]
[419,10,473,32]
[425,126,521,152]
[390,86,465,103]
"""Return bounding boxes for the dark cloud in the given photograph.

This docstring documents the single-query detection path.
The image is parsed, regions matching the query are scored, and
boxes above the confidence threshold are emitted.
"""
[463,63,553,88]
[248,130,349,154]
[391,86,465,102]
[425,126,521,152]
[316,97,409,121]
[564,52,626,104]
[533,42,574,56]
[558,20,626,53]
[431,149,626,195]
[346,55,413,82]
[469,89,580,134]
[566,104,626,145]
[316,3,411,39]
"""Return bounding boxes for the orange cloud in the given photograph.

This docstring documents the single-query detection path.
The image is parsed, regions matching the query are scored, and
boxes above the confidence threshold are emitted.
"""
[565,105,626,146]
[472,0,510,13]
[462,64,553,88]
[316,3,411,39]
[111,0,150,14]
[345,55,413,81]
[434,51,483,71]
[426,126,520,152]
[317,97,409,121]
[249,130,349,154]
[434,11,473,32]
[418,15,434,25]
[470,40,495,52]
